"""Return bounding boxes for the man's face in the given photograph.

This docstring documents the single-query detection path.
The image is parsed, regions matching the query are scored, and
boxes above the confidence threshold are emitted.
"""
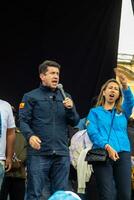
[40,66,60,90]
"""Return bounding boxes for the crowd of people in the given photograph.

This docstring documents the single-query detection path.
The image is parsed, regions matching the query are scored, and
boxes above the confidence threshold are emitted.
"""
[0,60,134,200]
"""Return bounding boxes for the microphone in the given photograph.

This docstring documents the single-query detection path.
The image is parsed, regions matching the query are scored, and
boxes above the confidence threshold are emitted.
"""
[57,83,67,99]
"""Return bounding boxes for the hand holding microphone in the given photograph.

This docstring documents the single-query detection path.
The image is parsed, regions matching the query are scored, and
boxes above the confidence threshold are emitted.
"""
[63,97,73,109]
[57,83,73,109]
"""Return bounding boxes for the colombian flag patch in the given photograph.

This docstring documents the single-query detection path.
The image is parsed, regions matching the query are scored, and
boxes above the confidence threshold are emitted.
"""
[85,120,90,127]
[19,102,25,109]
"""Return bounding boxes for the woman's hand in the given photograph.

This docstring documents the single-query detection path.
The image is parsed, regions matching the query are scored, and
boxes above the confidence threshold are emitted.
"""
[105,144,119,161]
[114,68,128,89]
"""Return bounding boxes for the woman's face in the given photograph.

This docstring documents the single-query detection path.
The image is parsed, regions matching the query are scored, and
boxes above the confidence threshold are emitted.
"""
[103,82,120,104]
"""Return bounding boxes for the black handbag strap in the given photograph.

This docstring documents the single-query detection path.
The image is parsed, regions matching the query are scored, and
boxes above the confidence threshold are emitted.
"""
[107,109,115,142]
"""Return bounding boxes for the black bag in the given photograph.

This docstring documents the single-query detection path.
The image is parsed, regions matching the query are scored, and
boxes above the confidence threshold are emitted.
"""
[85,148,108,164]
[85,111,115,164]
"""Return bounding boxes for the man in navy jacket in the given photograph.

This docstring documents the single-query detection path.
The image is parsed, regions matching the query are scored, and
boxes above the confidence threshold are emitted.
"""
[19,60,80,200]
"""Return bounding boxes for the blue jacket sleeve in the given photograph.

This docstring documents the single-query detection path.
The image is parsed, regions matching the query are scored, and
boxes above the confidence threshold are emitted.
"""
[65,107,80,126]
[122,87,134,118]
[64,93,80,126]
[19,94,35,141]
[86,109,108,148]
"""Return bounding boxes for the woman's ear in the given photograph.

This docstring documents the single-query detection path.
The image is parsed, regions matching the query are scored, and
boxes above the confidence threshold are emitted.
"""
[39,73,45,80]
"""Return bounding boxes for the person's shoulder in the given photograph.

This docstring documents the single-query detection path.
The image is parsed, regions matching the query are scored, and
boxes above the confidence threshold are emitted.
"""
[24,87,40,97]
[0,99,11,108]
[90,106,102,111]
[75,117,86,130]
[89,106,103,116]
[0,100,13,115]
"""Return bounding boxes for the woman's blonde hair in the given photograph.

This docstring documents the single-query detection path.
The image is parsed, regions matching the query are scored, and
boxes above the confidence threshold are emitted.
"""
[96,78,123,113]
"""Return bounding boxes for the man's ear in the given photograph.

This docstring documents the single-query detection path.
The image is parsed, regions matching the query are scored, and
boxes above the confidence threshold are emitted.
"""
[39,73,45,80]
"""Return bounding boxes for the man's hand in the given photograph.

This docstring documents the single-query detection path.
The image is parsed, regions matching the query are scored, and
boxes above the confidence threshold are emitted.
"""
[63,97,73,109]
[5,157,12,172]
[6,128,15,172]
[29,135,41,150]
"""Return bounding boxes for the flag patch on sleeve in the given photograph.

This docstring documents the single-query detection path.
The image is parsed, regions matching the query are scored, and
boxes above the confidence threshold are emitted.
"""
[19,102,25,109]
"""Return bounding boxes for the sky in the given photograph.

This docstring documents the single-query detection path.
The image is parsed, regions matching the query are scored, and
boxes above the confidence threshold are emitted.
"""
[118,0,134,55]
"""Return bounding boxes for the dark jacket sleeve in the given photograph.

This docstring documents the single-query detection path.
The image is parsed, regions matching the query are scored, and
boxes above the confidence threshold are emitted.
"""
[19,94,35,141]
[65,95,80,126]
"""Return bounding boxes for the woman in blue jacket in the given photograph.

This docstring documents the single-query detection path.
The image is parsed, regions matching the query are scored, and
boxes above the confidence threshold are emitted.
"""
[86,71,134,200]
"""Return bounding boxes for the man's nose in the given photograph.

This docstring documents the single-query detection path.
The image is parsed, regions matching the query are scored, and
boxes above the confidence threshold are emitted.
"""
[54,74,59,78]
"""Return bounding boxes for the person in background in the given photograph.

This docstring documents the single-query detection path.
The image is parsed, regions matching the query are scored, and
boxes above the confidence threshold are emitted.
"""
[19,60,80,200]
[0,100,15,191]
[0,106,27,200]
[75,118,86,131]
[70,119,99,200]
[128,117,134,156]
[75,96,97,131]
[86,70,134,200]
[127,117,134,199]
